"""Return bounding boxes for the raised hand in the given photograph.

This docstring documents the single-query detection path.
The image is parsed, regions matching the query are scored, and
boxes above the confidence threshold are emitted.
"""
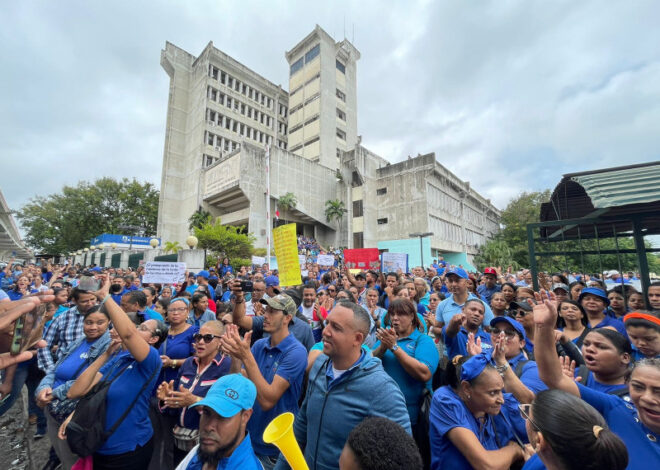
[532,290,558,327]
[559,356,578,381]
[466,332,483,356]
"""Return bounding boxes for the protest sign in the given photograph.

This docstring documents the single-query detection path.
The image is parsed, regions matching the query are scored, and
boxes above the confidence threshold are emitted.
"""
[299,254,307,266]
[273,223,302,286]
[251,255,266,266]
[343,248,380,271]
[381,252,408,273]
[142,262,186,284]
[317,254,335,266]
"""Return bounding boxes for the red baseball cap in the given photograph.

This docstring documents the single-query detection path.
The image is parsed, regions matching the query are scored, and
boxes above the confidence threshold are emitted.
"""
[483,267,497,275]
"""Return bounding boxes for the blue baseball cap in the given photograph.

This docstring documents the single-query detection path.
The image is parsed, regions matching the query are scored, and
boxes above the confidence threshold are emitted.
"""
[197,270,210,280]
[190,374,256,418]
[265,275,280,287]
[490,316,527,341]
[445,267,468,279]
[90,266,102,272]
[578,287,610,306]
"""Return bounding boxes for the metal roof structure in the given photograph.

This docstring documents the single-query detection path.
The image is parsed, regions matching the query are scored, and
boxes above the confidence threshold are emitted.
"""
[539,161,660,240]
[0,188,32,261]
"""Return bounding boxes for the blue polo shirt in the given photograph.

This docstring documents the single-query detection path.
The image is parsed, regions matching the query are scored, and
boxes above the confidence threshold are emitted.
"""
[577,369,628,396]
[182,433,261,470]
[577,383,660,468]
[430,386,519,470]
[372,329,439,425]
[177,353,232,429]
[435,293,494,327]
[247,334,307,456]
[97,347,161,455]
[140,307,164,322]
[442,326,492,360]
[477,284,501,303]
[508,353,547,394]
[187,309,216,327]
[158,326,198,385]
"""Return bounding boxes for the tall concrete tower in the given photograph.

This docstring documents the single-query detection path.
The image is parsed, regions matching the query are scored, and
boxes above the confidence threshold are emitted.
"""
[285,25,360,169]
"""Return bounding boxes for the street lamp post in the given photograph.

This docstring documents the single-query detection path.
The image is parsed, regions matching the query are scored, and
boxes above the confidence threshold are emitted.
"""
[409,232,434,269]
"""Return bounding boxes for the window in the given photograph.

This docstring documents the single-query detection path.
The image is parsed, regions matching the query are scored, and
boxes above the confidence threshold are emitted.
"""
[289,123,303,135]
[336,60,346,74]
[377,218,388,225]
[336,88,346,102]
[336,108,346,121]
[336,128,346,140]
[304,136,319,146]
[353,200,363,217]
[305,44,320,63]
[376,187,387,195]
[304,115,319,126]
[353,232,364,249]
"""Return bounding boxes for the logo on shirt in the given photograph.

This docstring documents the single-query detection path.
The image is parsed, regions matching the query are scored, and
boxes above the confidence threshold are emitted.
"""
[225,388,239,400]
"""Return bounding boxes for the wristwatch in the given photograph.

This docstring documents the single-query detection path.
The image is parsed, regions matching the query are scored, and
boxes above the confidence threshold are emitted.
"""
[390,344,399,353]
[495,363,509,375]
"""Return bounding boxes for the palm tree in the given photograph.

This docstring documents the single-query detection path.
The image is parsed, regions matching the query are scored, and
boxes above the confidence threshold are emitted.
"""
[164,241,182,254]
[188,207,212,231]
[278,192,297,225]
[325,199,347,247]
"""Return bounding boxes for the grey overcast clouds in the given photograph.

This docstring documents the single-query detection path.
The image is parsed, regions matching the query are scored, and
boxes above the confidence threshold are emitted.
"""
[2,0,659,215]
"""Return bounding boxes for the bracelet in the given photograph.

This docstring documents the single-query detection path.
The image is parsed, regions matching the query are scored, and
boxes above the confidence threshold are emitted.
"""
[171,359,177,369]
[495,364,509,375]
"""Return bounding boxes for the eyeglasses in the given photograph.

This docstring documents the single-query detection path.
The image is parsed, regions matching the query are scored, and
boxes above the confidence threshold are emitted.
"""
[193,333,222,343]
[137,324,155,335]
[518,403,540,431]
[490,327,518,338]
[513,310,530,318]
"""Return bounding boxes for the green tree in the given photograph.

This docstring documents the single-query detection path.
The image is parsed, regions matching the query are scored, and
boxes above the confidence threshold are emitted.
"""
[188,207,212,231]
[164,241,182,254]
[325,199,347,248]
[16,178,158,254]
[277,192,297,226]
[194,218,255,262]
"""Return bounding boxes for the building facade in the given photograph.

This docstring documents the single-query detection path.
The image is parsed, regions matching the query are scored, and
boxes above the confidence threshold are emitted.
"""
[157,26,500,266]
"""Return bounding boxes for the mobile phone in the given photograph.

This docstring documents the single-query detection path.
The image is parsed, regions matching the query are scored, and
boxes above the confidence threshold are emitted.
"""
[9,303,46,356]
[240,280,253,292]
[79,274,100,292]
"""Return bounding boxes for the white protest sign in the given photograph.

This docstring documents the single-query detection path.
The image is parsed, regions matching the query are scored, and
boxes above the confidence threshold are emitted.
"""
[317,254,335,266]
[142,262,187,284]
[251,255,266,266]
[298,254,307,266]
[381,252,408,273]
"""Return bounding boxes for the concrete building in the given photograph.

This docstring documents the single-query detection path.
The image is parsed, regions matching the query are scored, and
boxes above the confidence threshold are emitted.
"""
[285,26,360,169]
[0,189,32,261]
[156,26,500,267]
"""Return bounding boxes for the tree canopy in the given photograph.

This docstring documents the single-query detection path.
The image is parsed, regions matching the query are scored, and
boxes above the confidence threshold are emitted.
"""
[16,178,159,254]
[193,218,255,263]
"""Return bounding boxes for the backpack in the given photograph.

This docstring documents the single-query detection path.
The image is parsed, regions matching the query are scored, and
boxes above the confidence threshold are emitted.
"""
[66,360,158,457]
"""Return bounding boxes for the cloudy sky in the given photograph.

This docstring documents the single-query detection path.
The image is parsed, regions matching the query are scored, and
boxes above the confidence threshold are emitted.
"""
[2,0,659,217]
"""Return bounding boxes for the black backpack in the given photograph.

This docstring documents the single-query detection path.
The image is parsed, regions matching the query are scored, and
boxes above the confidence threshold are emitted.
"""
[66,360,158,457]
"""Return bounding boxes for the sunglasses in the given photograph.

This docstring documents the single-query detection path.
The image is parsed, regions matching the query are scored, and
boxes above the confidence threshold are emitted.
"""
[518,403,540,430]
[513,310,531,318]
[327,289,336,292]
[193,333,222,343]
[490,327,518,338]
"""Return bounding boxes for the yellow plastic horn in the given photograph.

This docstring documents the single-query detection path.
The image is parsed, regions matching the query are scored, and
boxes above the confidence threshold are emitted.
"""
[263,412,309,470]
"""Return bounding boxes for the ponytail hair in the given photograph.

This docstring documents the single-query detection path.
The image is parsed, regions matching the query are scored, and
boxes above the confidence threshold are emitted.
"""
[531,389,628,470]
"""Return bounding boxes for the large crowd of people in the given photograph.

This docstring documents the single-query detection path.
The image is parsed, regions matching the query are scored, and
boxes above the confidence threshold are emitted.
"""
[0,254,659,470]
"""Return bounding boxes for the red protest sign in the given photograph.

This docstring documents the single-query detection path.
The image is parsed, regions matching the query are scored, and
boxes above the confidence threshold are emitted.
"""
[343,248,380,270]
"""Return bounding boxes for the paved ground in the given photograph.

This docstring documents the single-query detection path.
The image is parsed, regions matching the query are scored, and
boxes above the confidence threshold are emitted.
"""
[0,389,51,470]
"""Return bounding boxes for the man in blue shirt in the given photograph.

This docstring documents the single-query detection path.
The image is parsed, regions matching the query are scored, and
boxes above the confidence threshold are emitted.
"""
[443,298,492,359]
[222,294,307,470]
[119,290,164,324]
[476,267,501,304]
[435,267,494,329]
[176,374,262,470]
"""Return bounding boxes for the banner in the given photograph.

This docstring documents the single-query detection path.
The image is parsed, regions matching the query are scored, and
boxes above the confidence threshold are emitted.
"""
[381,252,408,273]
[316,254,335,266]
[299,254,307,266]
[142,262,186,284]
[251,255,266,266]
[343,248,380,271]
[273,223,302,286]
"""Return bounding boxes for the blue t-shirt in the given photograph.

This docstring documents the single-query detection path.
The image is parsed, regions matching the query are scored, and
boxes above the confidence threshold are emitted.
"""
[177,353,232,429]
[247,334,307,456]
[588,315,628,338]
[477,284,501,303]
[443,326,492,360]
[508,353,547,394]
[97,348,162,455]
[158,326,198,385]
[430,386,518,470]
[52,339,95,389]
[373,329,439,425]
[577,383,660,468]
[578,369,628,396]
[141,307,164,322]
[435,293,494,327]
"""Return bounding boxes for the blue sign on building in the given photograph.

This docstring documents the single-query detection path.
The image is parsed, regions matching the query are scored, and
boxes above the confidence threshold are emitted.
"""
[91,233,160,248]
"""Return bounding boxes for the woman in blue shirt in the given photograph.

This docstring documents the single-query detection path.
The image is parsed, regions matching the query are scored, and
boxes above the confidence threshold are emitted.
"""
[60,277,166,470]
[573,328,631,396]
[520,389,628,470]
[624,312,660,361]
[6,274,38,300]
[156,320,231,467]
[429,352,528,470]
[557,300,589,348]
[533,290,660,470]
[579,287,627,337]
[219,258,234,277]
[36,305,111,470]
